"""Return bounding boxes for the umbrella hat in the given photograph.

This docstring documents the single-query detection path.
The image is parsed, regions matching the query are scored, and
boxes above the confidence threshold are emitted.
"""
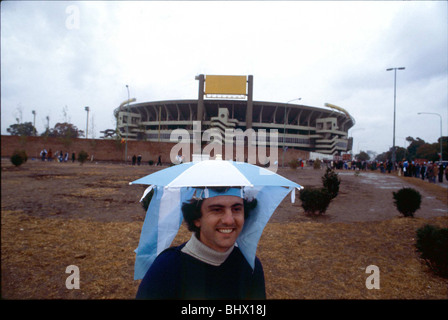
[131,157,302,280]
[130,159,299,188]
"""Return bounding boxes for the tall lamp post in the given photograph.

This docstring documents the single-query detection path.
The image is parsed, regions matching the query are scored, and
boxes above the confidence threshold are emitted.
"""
[418,112,443,161]
[125,85,130,164]
[32,110,36,136]
[84,106,90,139]
[386,67,405,167]
[282,98,301,168]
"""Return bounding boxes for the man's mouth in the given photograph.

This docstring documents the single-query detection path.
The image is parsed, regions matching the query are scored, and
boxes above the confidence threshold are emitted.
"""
[217,228,234,234]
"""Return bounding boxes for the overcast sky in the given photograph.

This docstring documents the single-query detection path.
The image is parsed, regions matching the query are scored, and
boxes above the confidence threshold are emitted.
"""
[2,0,447,155]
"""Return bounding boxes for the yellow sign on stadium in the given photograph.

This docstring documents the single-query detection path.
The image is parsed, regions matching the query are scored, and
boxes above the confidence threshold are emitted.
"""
[205,75,247,95]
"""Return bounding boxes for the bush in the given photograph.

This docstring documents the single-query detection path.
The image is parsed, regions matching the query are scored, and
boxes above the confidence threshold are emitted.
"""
[10,150,28,167]
[416,224,448,278]
[313,159,322,170]
[322,168,341,199]
[392,187,421,217]
[299,187,332,215]
[78,150,89,165]
[289,160,298,169]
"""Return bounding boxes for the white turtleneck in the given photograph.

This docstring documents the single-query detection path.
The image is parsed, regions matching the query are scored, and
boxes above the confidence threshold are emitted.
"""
[181,233,234,266]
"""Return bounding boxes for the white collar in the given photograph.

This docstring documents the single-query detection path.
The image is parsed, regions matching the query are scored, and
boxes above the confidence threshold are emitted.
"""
[181,233,234,266]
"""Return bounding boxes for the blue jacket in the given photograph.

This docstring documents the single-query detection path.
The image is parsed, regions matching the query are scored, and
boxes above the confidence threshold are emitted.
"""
[136,243,266,300]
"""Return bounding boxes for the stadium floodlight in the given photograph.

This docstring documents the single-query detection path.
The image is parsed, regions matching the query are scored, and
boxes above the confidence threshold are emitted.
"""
[386,67,405,166]
[85,106,90,139]
[125,85,130,164]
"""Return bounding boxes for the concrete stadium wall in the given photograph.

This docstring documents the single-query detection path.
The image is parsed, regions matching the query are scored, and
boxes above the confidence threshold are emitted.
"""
[1,135,309,165]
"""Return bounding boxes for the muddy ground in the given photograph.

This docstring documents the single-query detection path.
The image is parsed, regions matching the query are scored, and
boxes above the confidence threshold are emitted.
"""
[1,159,447,300]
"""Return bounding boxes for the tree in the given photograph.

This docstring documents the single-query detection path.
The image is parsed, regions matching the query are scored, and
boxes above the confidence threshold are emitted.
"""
[48,122,84,139]
[355,151,370,161]
[7,122,36,136]
[376,136,448,163]
[438,136,448,161]
[406,137,426,160]
[416,144,438,162]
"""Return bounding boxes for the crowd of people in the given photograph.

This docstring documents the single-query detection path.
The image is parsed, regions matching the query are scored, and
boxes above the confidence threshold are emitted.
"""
[399,160,447,184]
[322,158,448,184]
[40,148,75,163]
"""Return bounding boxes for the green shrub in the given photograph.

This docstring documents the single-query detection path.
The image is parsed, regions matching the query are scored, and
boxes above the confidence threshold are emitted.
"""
[289,160,298,169]
[313,159,321,170]
[299,187,332,215]
[10,150,28,167]
[416,224,448,278]
[77,150,89,165]
[322,168,341,199]
[392,187,421,217]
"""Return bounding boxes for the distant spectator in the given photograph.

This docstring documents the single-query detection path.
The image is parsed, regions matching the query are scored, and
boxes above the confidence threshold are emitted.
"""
[438,163,443,183]
[40,149,47,161]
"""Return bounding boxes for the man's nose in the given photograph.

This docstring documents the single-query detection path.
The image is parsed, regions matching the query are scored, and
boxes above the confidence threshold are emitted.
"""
[221,208,235,225]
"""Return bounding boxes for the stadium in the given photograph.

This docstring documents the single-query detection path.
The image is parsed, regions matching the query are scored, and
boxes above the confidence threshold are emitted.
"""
[113,75,355,157]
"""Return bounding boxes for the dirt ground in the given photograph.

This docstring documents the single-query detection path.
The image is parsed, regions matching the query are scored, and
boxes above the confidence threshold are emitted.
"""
[1,159,447,300]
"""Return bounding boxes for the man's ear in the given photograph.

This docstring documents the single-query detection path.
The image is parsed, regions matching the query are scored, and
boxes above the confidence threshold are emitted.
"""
[194,219,201,228]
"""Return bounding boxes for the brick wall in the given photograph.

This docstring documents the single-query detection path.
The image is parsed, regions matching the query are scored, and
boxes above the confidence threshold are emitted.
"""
[1,135,309,165]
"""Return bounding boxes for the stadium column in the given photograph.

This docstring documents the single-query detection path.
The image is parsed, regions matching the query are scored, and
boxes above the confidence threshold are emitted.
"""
[246,75,253,129]
[195,74,205,156]
[196,74,205,122]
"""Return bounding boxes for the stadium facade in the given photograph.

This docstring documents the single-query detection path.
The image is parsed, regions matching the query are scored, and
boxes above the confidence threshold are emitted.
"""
[113,75,354,156]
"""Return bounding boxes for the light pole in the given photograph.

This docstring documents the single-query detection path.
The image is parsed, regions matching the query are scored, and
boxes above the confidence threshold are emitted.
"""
[84,106,90,139]
[349,128,364,156]
[282,98,301,168]
[418,112,443,161]
[386,67,405,167]
[32,110,36,136]
[125,85,130,164]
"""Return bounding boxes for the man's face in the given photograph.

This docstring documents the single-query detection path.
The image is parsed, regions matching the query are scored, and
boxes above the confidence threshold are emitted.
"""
[194,195,245,252]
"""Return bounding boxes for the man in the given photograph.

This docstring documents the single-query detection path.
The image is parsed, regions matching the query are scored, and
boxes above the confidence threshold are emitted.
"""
[136,187,265,299]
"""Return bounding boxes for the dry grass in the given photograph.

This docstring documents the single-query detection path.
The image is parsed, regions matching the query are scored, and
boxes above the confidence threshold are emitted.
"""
[2,209,447,300]
[258,217,448,299]
[1,209,141,299]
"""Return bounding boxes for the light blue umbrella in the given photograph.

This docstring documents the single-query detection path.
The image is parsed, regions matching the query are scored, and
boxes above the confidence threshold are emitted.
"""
[130,157,303,280]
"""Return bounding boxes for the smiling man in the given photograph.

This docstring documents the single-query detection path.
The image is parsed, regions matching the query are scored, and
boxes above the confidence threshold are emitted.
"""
[136,187,266,299]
